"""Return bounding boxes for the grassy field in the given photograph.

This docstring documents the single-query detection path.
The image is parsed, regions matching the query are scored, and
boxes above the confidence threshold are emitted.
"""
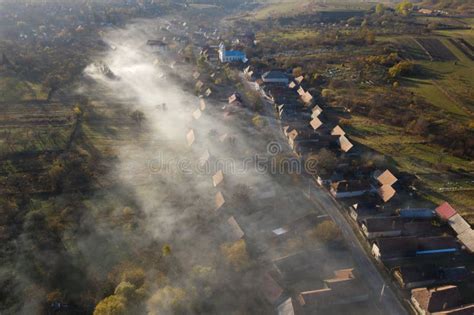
[247,0,372,20]
[0,77,48,102]
[256,28,320,42]
[380,32,474,117]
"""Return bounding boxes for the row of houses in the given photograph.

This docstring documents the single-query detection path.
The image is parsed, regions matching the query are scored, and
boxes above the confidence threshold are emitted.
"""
[241,60,474,314]
[349,199,474,314]
[243,65,400,205]
[184,60,376,314]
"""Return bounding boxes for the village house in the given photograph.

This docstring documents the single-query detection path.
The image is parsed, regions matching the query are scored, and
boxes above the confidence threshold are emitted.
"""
[186,129,195,146]
[349,203,381,222]
[261,272,284,305]
[372,236,460,262]
[458,229,474,253]
[226,216,245,242]
[331,125,346,137]
[270,213,322,243]
[372,236,418,262]
[418,8,434,15]
[330,180,372,198]
[215,191,225,211]
[315,171,343,187]
[312,105,323,118]
[212,170,224,187]
[448,214,471,235]
[262,70,290,85]
[374,169,398,186]
[338,135,354,153]
[296,269,369,310]
[277,298,303,315]
[362,217,405,239]
[218,42,247,63]
[410,285,474,315]
[272,249,351,284]
[393,265,471,290]
[146,39,168,52]
[435,202,474,253]
[293,135,339,158]
[399,208,435,219]
[435,202,457,221]
[378,184,397,203]
[192,108,202,120]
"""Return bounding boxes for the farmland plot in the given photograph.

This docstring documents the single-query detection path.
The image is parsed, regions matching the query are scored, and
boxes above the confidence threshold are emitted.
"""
[449,38,474,60]
[415,38,458,61]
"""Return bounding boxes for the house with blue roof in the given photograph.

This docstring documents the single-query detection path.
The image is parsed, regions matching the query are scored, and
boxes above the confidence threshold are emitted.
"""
[218,43,247,63]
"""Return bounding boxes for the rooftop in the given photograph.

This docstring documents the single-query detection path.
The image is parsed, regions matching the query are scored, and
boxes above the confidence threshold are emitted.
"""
[411,285,461,313]
[436,202,457,220]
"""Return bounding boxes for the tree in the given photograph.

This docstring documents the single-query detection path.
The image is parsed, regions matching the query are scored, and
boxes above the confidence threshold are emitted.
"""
[121,267,145,287]
[44,75,61,101]
[396,0,413,16]
[220,239,250,271]
[232,184,251,206]
[306,148,337,176]
[147,286,188,315]
[292,66,303,78]
[321,89,333,99]
[162,244,172,257]
[375,3,385,15]
[48,159,65,191]
[388,61,414,78]
[365,30,375,45]
[252,115,267,129]
[308,220,342,242]
[94,295,126,315]
[130,110,145,127]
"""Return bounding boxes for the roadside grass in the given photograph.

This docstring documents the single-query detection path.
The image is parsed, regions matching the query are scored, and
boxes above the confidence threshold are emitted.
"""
[0,77,48,102]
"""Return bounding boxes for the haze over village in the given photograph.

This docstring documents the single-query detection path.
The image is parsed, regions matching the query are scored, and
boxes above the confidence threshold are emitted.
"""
[0,0,473,314]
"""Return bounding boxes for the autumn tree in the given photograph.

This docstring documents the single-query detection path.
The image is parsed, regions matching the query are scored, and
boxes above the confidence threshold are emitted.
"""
[388,61,414,78]
[375,3,385,15]
[292,66,303,78]
[44,74,61,101]
[130,110,145,128]
[396,0,413,16]
[308,220,342,242]
[147,286,189,315]
[220,239,251,271]
[94,294,127,315]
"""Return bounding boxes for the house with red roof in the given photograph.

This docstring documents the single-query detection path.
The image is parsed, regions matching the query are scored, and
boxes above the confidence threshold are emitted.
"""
[435,202,457,221]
